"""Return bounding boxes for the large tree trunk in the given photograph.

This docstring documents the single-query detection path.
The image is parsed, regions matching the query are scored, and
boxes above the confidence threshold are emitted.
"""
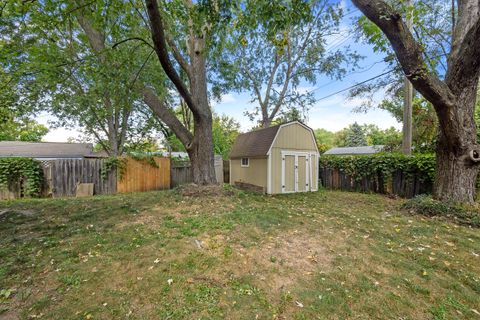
[434,85,480,202]
[188,116,216,184]
[434,146,478,202]
[187,37,216,184]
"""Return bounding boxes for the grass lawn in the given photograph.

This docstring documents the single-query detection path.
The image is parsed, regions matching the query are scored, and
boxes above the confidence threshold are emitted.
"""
[0,187,479,320]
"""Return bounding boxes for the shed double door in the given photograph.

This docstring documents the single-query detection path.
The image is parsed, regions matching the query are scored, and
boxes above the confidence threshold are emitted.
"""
[282,152,310,193]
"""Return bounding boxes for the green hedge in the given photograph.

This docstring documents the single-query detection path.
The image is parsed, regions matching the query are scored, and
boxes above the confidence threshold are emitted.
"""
[320,153,436,183]
[0,157,44,197]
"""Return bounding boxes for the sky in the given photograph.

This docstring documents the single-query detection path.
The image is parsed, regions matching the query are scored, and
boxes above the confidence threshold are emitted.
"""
[38,0,400,142]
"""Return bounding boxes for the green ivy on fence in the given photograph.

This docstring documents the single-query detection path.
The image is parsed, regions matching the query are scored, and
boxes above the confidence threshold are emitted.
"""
[0,157,44,197]
[320,153,436,183]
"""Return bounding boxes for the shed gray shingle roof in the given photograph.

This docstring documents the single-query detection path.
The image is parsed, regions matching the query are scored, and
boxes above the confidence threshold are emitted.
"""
[323,145,384,155]
[0,141,95,158]
[229,124,280,159]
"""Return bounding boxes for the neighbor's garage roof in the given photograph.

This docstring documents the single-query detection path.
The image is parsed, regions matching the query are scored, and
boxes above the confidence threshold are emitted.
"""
[323,145,384,155]
[0,141,95,158]
[229,124,281,159]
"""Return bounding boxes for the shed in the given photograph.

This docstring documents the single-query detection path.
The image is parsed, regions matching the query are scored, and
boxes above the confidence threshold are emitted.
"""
[229,121,319,194]
[323,145,384,156]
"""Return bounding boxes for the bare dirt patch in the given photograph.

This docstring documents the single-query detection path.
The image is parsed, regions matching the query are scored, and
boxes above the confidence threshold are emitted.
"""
[197,230,334,293]
[237,231,332,291]
[114,203,203,230]
[175,184,236,197]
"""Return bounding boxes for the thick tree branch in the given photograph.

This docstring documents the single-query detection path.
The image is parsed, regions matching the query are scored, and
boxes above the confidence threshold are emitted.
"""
[142,87,193,148]
[352,0,456,111]
[76,15,106,56]
[144,0,198,114]
[269,38,293,121]
[263,54,280,114]
[166,37,192,79]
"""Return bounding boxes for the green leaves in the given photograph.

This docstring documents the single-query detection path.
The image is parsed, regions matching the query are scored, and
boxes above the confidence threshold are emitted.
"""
[320,153,436,183]
[0,158,44,197]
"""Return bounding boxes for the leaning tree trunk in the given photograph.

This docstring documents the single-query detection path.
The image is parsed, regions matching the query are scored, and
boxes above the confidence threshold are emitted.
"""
[434,85,480,203]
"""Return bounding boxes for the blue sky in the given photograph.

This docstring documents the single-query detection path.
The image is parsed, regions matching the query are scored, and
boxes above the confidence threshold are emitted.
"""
[39,0,399,142]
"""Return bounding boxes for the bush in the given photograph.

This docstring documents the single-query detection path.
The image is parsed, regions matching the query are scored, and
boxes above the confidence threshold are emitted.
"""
[320,153,435,183]
[402,195,480,227]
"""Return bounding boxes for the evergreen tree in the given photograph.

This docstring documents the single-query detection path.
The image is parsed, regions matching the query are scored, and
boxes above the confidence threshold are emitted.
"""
[345,122,367,147]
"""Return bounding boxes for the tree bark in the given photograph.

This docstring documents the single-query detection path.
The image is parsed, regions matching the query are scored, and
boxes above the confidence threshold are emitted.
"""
[434,84,480,202]
[188,37,216,184]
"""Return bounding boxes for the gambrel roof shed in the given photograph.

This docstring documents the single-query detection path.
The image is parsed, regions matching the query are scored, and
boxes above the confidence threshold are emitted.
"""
[229,121,319,194]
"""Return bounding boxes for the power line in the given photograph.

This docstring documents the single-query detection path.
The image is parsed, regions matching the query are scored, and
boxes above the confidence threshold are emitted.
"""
[313,69,395,101]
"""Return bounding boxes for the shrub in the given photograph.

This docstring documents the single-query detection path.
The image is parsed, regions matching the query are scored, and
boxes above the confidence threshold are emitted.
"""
[403,195,480,227]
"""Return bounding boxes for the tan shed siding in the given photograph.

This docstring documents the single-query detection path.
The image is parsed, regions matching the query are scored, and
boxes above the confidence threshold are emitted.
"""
[270,122,317,151]
[230,158,268,190]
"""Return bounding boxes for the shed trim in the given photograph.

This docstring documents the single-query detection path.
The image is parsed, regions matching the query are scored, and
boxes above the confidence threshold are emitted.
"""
[267,153,272,194]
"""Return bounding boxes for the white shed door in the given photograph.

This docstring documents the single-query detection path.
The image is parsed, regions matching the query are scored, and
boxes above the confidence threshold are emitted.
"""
[281,152,311,193]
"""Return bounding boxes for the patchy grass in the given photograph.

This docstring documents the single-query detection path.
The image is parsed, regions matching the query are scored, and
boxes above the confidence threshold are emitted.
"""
[0,188,479,319]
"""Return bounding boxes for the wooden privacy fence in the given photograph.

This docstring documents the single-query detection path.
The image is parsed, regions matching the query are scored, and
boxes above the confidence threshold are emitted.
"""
[0,157,171,200]
[117,157,170,193]
[320,167,432,198]
[43,159,117,198]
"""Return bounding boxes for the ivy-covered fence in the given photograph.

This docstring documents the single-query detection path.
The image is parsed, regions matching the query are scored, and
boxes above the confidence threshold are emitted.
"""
[0,158,45,199]
[320,154,435,198]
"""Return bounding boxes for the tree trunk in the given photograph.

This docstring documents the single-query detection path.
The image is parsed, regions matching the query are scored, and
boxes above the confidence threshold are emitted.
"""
[187,115,216,185]
[187,37,217,185]
[434,86,480,203]
[434,145,478,202]
[261,118,272,128]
